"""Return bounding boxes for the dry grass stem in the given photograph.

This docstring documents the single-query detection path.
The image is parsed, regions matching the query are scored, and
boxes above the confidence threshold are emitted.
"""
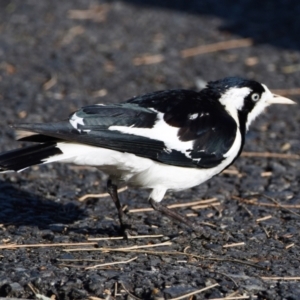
[210,296,250,300]
[133,54,165,65]
[88,236,123,241]
[79,186,127,201]
[232,196,300,209]
[169,283,219,300]
[261,277,300,281]
[169,198,218,207]
[70,248,262,269]
[192,202,221,210]
[223,242,245,248]
[186,213,198,217]
[261,226,270,238]
[0,242,97,250]
[260,194,300,217]
[85,256,137,270]
[285,243,295,249]
[222,169,242,176]
[128,207,153,213]
[87,234,164,241]
[200,221,218,228]
[256,215,273,222]
[64,241,172,252]
[43,75,57,90]
[67,4,109,22]
[119,282,142,300]
[272,88,300,96]
[241,152,299,159]
[261,171,273,177]
[129,198,218,213]
[181,38,252,58]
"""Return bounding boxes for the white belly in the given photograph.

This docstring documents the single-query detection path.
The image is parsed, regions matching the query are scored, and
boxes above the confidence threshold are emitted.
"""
[46,134,241,202]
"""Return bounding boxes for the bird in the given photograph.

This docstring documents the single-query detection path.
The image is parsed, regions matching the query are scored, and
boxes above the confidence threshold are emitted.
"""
[0,77,295,233]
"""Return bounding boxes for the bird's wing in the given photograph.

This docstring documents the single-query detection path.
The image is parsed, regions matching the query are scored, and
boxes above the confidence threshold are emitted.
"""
[15,90,238,169]
[127,89,239,168]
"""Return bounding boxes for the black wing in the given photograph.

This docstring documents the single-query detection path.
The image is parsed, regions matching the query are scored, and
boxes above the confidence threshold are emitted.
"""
[128,90,238,168]
[16,89,238,169]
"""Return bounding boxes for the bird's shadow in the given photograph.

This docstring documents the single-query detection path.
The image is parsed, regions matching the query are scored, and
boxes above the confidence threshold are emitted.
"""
[0,179,113,235]
[123,0,300,51]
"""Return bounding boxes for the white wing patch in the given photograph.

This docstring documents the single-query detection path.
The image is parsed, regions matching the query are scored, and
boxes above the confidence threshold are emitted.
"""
[69,113,90,133]
[188,113,198,120]
[109,112,194,155]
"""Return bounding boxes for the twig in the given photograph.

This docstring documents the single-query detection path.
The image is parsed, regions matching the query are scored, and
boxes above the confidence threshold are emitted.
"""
[192,203,221,210]
[256,215,273,223]
[0,242,97,250]
[186,213,198,217]
[210,296,250,300]
[67,4,109,22]
[232,196,300,211]
[261,276,300,281]
[78,186,127,201]
[169,283,219,300]
[169,198,218,207]
[240,204,253,217]
[285,243,295,249]
[222,169,242,176]
[223,242,245,248]
[261,226,270,238]
[272,88,300,96]
[87,234,164,241]
[119,282,143,300]
[85,256,137,270]
[261,171,273,177]
[181,38,252,58]
[200,221,218,228]
[43,75,57,90]
[260,194,300,217]
[64,241,172,252]
[73,248,263,269]
[128,198,218,213]
[27,283,53,300]
[210,272,238,288]
[241,152,299,159]
[133,54,165,66]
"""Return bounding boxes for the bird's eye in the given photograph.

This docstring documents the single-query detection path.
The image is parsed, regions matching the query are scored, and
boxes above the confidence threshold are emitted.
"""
[251,93,260,101]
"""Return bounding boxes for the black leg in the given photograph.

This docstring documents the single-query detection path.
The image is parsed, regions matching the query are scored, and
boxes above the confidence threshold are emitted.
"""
[149,198,203,233]
[107,179,131,235]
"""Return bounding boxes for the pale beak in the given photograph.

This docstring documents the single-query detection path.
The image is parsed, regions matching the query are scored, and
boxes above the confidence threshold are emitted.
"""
[268,94,296,105]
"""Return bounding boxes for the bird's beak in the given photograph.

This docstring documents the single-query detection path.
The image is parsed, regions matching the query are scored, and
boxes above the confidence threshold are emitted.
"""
[268,94,296,105]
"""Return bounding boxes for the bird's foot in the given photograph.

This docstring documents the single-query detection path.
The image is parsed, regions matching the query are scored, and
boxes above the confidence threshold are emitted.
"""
[118,213,138,239]
[119,222,138,239]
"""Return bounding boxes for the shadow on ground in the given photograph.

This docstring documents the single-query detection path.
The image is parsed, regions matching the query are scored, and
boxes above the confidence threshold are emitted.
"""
[122,0,300,51]
[0,180,85,228]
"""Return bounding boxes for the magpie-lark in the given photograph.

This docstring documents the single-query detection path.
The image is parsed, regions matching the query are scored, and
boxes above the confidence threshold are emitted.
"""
[0,77,295,232]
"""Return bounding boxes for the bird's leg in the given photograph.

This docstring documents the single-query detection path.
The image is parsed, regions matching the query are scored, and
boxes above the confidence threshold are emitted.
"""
[149,198,203,233]
[106,179,131,235]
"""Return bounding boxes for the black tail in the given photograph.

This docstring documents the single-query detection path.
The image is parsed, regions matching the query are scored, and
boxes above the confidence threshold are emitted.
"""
[0,143,62,172]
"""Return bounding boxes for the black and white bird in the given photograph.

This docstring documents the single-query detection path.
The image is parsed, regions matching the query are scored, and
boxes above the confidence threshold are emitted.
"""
[0,77,295,232]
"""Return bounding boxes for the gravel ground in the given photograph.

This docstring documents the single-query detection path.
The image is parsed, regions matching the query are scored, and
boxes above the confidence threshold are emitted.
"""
[0,1,300,299]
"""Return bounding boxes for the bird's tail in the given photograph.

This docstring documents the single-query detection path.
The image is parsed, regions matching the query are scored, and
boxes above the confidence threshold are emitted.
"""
[0,143,62,173]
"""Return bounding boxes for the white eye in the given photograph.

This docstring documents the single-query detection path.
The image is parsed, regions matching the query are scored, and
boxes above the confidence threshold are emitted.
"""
[251,93,260,101]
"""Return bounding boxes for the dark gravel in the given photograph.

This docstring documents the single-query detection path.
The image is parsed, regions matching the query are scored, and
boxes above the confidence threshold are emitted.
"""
[0,1,300,299]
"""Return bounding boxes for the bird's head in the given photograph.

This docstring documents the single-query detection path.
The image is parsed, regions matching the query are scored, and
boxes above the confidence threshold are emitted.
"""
[206,77,296,130]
